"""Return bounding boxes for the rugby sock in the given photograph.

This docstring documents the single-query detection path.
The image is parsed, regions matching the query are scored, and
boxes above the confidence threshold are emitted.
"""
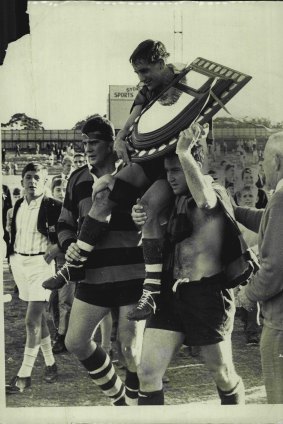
[142,238,163,295]
[80,346,126,405]
[217,378,245,405]
[40,335,55,367]
[64,216,109,269]
[78,215,109,249]
[18,345,40,377]
[57,216,110,282]
[125,370,139,406]
[138,389,164,405]
[128,238,163,320]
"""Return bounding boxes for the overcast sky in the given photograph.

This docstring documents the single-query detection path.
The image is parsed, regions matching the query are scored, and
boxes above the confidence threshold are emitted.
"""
[0,1,282,129]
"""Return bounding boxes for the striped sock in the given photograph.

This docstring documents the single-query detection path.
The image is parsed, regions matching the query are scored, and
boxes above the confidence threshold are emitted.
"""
[142,238,163,294]
[138,389,164,405]
[18,345,40,377]
[217,378,245,405]
[78,215,109,248]
[125,370,139,406]
[80,346,125,405]
[67,217,109,267]
[40,335,55,367]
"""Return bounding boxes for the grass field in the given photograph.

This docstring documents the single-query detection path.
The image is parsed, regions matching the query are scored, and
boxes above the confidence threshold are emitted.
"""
[3,152,279,423]
[3,259,266,408]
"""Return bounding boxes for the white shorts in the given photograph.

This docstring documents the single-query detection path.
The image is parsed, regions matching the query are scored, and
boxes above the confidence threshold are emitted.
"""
[10,253,56,302]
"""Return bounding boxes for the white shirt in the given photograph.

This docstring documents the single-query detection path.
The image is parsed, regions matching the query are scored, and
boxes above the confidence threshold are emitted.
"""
[14,195,48,254]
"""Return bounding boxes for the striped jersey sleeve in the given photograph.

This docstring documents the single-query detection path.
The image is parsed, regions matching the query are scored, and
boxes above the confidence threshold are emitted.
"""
[57,165,145,284]
[58,166,93,251]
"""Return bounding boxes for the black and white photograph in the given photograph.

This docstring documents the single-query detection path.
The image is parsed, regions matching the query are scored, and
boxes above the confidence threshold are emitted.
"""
[1,1,283,423]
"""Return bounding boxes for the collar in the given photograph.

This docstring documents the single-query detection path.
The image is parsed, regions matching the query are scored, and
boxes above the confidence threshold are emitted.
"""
[275,178,283,193]
[88,159,123,178]
[24,193,44,208]
[61,172,71,180]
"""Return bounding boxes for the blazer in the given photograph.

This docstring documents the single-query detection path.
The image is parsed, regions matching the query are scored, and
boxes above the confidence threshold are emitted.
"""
[8,195,62,256]
[235,187,283,330]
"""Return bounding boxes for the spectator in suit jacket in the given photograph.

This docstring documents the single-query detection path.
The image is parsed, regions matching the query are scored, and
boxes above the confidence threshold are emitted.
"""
[237,131,283,403]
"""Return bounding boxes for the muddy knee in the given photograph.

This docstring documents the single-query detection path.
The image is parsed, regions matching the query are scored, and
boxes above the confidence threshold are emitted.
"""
[25,319,41,337]
[119,344,138,368]
[88,188,113,220]
[137,362,157,386]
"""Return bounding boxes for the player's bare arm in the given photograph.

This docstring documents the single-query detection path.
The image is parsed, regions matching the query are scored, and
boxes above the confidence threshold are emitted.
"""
[176,123,217,210]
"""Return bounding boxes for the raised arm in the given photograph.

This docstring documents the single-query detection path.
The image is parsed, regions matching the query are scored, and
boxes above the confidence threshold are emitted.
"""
[176,123,217,209]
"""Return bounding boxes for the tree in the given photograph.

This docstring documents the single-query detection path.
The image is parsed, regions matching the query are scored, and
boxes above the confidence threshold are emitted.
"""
[1,113,45,129]
[72,114,107,130]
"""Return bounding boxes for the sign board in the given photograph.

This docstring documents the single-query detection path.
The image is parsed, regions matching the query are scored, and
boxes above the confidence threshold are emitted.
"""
[109,85,139,130]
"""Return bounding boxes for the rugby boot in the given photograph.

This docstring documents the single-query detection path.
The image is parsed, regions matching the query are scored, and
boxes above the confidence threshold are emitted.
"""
[42,262,85,290]
[113,396,127,406]
[6,375,31,394]
[127,285,159,321]
[44,363,58,383]
[246,333,260,346]
[52,333,67,354]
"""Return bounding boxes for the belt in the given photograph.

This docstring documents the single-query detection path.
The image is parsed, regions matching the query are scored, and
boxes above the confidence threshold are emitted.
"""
[16,252,45,256]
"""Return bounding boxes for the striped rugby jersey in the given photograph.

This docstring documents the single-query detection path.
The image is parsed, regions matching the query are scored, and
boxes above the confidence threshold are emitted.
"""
[57,165,145,285]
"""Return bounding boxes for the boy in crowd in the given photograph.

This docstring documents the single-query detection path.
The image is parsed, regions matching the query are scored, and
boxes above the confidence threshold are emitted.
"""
[6,163,62,393]
[234,185,261,345]
[49,177,74,354]
[73,152,86,169]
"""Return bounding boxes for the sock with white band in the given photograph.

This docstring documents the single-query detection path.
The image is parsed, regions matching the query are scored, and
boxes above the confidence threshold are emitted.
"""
[142,238,163,294]
[125,370,139,405]
[40,335,55,367]
[138,389,164,405]
[80,346,126,405]
[18,345,40,377]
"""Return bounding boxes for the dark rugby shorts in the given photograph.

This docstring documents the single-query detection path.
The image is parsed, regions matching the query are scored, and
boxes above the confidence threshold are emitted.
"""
[75,279,143,307]
[147,273,235,346]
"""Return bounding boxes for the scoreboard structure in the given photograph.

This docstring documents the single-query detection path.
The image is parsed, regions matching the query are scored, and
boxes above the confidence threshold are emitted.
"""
[108,85,139,130]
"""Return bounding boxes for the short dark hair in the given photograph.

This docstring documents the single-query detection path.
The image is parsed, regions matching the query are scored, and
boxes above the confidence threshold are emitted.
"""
[224,163,234,172]
[21,162,47,179]
[241,167,253,180]
[51,177,64,193]
[74,152,85,160]
[82,114,115,142]
[13,187,21,196]
[129,39,170,65]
